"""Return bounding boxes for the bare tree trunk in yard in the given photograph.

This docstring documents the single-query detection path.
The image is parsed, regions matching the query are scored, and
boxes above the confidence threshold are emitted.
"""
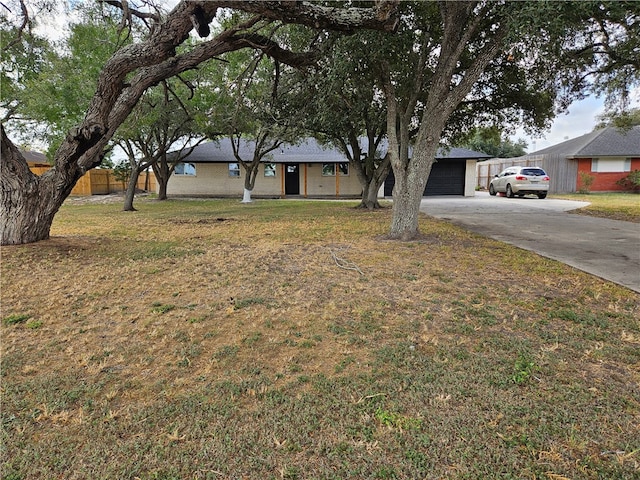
[387,145,438,239]
[360,182,378,210]
[152,157,171,201]
[347,140,390,210]
[241,164,259,203]
[1,125,87,245]
[388,169,425,239]
[357,164,390,210]
[383,67,432,240]
[123,167,142,211]
[156,174,169,200]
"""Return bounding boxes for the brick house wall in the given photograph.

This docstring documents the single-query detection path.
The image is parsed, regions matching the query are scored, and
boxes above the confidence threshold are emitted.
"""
[576,157,640,192]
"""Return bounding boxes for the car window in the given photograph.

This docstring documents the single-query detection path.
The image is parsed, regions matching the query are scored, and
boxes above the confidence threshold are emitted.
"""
[521,168,546,176]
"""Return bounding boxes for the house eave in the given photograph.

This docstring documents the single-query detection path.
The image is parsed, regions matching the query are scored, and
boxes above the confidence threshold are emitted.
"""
[170,138,491,164]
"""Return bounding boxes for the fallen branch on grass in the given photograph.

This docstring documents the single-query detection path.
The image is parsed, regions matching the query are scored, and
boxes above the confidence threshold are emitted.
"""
[328,246,364,275]
[355,393,387,404]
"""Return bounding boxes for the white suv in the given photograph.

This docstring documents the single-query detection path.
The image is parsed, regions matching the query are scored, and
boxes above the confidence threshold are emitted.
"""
[489,166,550,199]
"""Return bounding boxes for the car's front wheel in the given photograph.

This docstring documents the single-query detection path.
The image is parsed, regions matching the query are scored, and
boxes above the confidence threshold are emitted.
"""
[537,192,547,199]
[489,184,497,196]
[506,184,514,198]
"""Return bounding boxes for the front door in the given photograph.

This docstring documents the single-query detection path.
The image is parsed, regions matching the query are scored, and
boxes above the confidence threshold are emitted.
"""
[285,164,300,195]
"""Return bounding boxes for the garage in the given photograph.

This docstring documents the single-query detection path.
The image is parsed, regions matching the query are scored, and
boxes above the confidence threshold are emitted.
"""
[423,159,466,195]
[383,148,489,197]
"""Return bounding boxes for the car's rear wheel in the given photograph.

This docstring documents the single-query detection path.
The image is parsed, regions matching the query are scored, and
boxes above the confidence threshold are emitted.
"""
[537,192,547,199]
[506,184,514,198]
[489,184,496,196]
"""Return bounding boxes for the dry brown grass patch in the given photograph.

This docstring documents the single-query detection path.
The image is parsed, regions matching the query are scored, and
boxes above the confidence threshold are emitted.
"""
[2,199,638,479]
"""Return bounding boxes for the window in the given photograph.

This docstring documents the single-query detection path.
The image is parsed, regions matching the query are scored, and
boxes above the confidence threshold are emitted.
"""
[591,158,631,173]
[322,163,335,176]
[521,168,547,176]
[175,162,196,176]
[229,163,240,177]
[322,163,350,176]
[264,163,276,177]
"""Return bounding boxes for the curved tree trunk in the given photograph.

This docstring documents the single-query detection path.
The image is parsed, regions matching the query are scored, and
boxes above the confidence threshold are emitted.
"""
[123,168,142,211]
[1,125,82,244]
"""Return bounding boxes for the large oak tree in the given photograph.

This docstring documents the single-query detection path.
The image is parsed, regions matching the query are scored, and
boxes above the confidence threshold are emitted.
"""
[1,0,399,245]
[379,1,639,239]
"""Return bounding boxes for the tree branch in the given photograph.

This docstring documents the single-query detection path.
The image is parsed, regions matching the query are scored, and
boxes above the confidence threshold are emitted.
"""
[100,0,162,23]
[2,0,29,52]
[229,32,319,68]
[219,0,399,33]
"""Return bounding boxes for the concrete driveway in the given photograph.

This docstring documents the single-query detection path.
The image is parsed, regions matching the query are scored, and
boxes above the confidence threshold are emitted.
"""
[419,191,640,293]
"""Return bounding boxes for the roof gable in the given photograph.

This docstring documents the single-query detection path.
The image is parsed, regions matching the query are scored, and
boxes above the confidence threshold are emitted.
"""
[533,126,640,157]
[19,149,50,166]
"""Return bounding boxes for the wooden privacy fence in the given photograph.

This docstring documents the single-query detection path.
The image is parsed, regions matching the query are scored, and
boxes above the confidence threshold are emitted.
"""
[476,154,578,193]
[476,157,544,190]
[29,166,156,196]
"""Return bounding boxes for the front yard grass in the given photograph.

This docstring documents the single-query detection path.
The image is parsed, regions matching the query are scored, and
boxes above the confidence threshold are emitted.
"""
[553,192,640,222]
[1,198,638,479]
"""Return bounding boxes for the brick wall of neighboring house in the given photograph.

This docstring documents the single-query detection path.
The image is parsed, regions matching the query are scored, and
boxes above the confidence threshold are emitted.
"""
[576,157,640,192]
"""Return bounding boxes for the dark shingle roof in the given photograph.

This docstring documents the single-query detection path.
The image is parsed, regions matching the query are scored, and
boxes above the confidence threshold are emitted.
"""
[177,138,340,164]
[20,149,50,165]
[532,125,640,157]
[173,137,491,163]
[436,147,492,159]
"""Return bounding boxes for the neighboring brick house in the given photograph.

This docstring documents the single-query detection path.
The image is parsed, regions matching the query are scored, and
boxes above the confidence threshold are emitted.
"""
[477,126,640,193]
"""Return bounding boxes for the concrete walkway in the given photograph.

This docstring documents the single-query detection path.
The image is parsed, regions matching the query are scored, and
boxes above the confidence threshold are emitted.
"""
[419,192,640,293]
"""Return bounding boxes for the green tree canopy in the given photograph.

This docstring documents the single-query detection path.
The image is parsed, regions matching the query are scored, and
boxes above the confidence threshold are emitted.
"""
[1,2,52,126]
[285,28,390,208]
[595,107,640,129]
[11,2,133,158]
[458,127,528,158]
